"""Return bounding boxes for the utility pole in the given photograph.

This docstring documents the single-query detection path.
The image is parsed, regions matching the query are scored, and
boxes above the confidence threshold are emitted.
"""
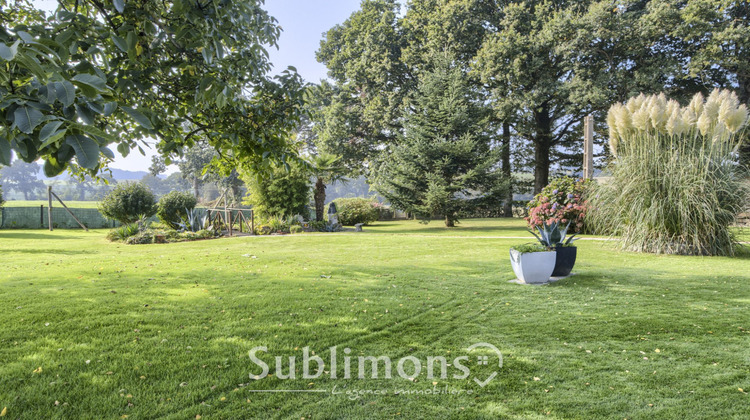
[583,115,594,180]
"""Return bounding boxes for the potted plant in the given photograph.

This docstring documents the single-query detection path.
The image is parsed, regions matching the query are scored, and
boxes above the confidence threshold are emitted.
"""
[530,221,579,277]
[509,243,557,284]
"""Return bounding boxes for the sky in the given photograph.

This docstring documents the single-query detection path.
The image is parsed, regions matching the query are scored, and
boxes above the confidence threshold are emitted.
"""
[33,0,363,173]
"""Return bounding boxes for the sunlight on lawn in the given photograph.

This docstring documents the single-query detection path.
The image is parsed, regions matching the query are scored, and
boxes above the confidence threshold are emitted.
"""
[0,219,748,419]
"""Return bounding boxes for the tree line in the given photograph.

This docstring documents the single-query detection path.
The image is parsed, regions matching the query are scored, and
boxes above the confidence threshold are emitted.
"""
[308,0,749,219]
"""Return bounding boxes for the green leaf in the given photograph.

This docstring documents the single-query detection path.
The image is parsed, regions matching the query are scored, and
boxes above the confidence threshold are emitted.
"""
[75,104,95,125]
[54,81,76,107]
[117,142,130,157]
[121,106,154,129]
[43,157,66,177]
[71,122,115,143]
[14,106,44,134]
[15,54,47,81]
[16,31,35,44]
[39,129,66,149]
[100,146,115,160]
[44,82,57,103]
[0,138,11,165]
[126,31,137,50]
[112,35,128,53]
[72,74,107,92]
[103,102,117,116]
[113,0,125,13]
[65,134,100,169]
[39,121,64,142]
[0,40,20,61]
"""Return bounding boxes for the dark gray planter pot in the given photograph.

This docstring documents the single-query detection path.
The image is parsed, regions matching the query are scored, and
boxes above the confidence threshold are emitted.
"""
[552,246,577,277]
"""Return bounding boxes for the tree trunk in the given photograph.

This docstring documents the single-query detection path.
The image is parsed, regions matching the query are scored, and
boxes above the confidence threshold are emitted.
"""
[314,177,326,221]
[533,105,553,195]
[501,122,513,217]
[445,215,455,227]
[192,178,200,200]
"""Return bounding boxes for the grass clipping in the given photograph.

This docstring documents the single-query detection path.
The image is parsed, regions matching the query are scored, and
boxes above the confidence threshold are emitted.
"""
[590,89,749,256]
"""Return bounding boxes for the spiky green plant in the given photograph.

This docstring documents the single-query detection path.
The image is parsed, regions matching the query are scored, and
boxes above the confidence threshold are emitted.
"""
[590,90,749,256]
[530,221,579,248]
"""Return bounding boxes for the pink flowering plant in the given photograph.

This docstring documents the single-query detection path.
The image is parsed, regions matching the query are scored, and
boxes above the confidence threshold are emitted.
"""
[525,177,591,233]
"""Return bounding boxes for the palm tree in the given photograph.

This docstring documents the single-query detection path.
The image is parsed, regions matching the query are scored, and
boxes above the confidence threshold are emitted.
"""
[307,153,347,221]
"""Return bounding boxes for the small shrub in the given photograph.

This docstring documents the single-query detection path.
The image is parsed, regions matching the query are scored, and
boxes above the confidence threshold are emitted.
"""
[526,177,590,233]
[308,220,328,232]
[157,191,197,229]
[126,233,153,245]
[320,222,343,232]
[258,215,290,233]
[99,182,157,224]
[330,198,379,226]
[195,229,215,239]
[511,243,550,253]
[290,225,303,234]
[178,231,199,241]
[255,225,272,235]
[106,223,140,242]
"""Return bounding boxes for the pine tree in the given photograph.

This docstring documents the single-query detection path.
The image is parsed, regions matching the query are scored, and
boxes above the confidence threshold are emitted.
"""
[372,59,507,227]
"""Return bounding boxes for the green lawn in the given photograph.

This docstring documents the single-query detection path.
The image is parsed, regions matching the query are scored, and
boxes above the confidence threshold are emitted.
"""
[1,219,748,419]
[2,200,100,208]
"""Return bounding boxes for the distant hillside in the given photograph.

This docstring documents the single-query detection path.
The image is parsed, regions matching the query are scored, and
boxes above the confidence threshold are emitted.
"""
[35,165,152,181]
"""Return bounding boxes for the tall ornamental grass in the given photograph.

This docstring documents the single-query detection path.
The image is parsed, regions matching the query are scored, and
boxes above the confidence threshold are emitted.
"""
[589,89,749,256]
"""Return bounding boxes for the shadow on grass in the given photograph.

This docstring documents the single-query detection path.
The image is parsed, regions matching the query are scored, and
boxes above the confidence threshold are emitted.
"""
[367,225,527,235]
[0,231,86,240]
[3,248,93,255]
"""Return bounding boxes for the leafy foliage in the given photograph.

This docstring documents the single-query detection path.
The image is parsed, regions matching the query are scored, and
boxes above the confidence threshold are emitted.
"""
[0,0,305,176]
[125,232,153,245]
[530,221,579,248]
[98,182,156,224]
[371,58,506,227]
[157,191,197,230]
[510,243,550,254]
[589,90,749,256]
[106,222,140,242]
[330,197,379,226]
[0,183,4,208]
[241,164,310,219]
[526,177,590,233]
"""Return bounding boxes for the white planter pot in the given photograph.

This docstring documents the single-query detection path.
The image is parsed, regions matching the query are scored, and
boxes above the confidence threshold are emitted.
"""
[509,249,556,284]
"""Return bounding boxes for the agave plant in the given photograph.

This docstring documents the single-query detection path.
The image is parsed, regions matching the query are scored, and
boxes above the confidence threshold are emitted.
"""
[530,221,579,248]
[176,208,210,233]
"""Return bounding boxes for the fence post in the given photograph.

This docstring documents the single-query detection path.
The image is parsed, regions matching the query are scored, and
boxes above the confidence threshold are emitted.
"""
[583,115,594,180]
[40,205,44,228]
[47,186,53,231]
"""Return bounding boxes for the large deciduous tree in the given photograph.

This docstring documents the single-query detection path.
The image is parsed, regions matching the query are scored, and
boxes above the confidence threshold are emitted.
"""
[0,0,305,177]
[371,59,506,227]
[672,0,750,166]
[315,0,411,174]
[0,160,44,199]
